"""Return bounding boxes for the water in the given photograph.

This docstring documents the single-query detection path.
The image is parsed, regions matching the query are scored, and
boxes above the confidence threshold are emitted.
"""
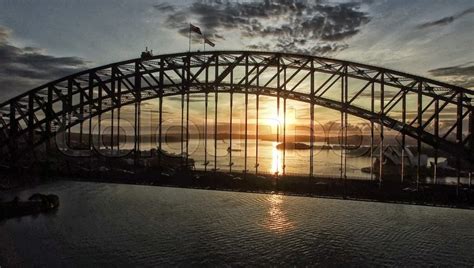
[146,139,372,178]
[1,181,474,266]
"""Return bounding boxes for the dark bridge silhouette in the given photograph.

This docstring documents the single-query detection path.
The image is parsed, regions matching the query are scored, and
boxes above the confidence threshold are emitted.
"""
[0,51,473,189]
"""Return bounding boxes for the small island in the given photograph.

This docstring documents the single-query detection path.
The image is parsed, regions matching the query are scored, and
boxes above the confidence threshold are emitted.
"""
[276,142,311,150]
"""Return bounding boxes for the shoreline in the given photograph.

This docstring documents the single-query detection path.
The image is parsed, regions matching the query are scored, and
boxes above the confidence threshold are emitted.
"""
[44,170,474,210]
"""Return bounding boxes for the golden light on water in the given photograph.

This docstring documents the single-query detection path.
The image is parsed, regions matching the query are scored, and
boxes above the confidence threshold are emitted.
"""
[261,194,294,233]
[270,142,283,175]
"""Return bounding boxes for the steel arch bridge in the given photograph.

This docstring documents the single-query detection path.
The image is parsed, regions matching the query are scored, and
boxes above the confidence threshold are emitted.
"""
[0,51,473,181]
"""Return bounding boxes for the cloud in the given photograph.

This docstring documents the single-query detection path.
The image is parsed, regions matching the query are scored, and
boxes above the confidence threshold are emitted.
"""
[428,62,474,89]
[156,0,371,55]
[153,3,175,12]
[0,26,88,101]
[417,7,474,29]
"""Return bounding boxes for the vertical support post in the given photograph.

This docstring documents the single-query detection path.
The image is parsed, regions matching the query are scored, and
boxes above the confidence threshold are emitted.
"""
[244,55,249,176]
[186,56,190,168]
[134,62,142,167]
[214,55,218,172]
[117,72,121,153]
[344,66,348,188]
[276,55,280,177]
[204,64,208,172]
[434,99,439,185]
[282,66,287,176]
[401,88,406,184]
[255,65,260,175]
[88,75,93,153]
[456,91,463,197]
[158,58,164,165]
[417,82,422,191]
[340,68,344,181]
[180,65,185,168]
[9,102,17,165]
[67,79,73,148]
[47,86,53,165]
[379,73,384,188]
[97,79,102,152]
[370,81,374,181]
[79,88,84,147]
[309,61,315,178]
[110,70,115,152]
[28,93,34,149]
[229,65,233,173]
[469,109,473,189]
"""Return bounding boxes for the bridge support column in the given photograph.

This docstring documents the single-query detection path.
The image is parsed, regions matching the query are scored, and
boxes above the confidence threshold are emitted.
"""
[180,67,185,168]
[456,92,463,197]
[469,109,473,190]
[282,66,287,176]
[340,71,344,182]
[134,62,142,169]
[276,56,280,179]
[79,89,84,148]
[214,58,218,172]
[370,82,374,181]
[117,76,121,156]
[379,74,385,189]
[97,81,102,153]
[255,66,260,175]
[110,72,115,154]
[434,99,439,185]
[416,82,422,192]
[343,66,348,192]
[229,69,233,174]
[244,55,249,176]
[310,61,314,179]
[204,65,209,172]
[401,89,406,184]
[186,55,190,168]
[158,58,164,166]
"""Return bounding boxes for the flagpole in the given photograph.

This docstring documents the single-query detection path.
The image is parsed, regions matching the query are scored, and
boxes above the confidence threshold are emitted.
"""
[188,24,191,52]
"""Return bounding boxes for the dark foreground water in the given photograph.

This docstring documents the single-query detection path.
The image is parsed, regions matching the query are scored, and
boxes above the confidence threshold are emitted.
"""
[1,181,474,267]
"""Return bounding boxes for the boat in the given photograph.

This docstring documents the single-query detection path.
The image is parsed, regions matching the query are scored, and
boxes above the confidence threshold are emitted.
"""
[227,147,242,152]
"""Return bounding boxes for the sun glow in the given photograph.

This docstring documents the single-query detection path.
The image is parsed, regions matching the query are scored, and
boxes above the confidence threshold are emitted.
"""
[270,142,283,175]
[261,194,294,233]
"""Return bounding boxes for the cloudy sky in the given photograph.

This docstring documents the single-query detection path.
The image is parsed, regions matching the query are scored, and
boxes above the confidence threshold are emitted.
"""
[0,0,473,102]
[0,0,473,134]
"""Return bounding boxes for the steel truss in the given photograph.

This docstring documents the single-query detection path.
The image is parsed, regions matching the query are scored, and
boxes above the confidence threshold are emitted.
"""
[0,51,473,185]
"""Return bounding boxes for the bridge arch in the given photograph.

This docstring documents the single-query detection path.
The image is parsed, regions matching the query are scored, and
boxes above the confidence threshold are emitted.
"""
[0,51,473,172]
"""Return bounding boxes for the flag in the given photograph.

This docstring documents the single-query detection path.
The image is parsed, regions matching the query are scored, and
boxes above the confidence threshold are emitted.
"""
[204,38,215,47]
[190,24,202,35]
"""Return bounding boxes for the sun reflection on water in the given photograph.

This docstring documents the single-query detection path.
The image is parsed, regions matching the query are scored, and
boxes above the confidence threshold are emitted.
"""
[270,142,283,175]
[261,194,294,233]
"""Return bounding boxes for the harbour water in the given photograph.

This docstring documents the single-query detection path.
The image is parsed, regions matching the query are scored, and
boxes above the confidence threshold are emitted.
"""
[1,181,474,266]
[145,139,373,178]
